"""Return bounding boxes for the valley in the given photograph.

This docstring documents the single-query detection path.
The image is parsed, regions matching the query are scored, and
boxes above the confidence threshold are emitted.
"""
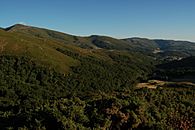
[0,24,194,130]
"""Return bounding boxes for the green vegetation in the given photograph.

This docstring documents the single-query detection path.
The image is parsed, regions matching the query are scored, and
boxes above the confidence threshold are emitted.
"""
[0,24,194,129]
[0,56,194,129]
[0,28,78,73]
[154,56,195,82]
[4,24,195,56]
[0,54,152,129]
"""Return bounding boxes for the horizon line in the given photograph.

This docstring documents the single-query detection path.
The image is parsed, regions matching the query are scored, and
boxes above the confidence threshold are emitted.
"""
[1,23,195,43]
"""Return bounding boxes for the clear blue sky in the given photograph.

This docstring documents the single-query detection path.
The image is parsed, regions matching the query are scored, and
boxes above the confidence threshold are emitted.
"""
[1,0,195,41]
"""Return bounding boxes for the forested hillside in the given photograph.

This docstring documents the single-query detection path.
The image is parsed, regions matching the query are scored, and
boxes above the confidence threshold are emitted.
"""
[154,56,195,82]
[0,24,194,129]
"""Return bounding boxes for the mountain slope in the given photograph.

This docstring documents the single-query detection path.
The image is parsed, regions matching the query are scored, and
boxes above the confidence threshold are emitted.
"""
[0,24,194,130]
[123,38,195,60]
[5,24,135,50]
[4,24,195,57]
[154,39,195,55]
[1,24,156,85]
[153,56,195,82]
[123,38,159,52]
[5,24,98,49]
[0,28,78,73]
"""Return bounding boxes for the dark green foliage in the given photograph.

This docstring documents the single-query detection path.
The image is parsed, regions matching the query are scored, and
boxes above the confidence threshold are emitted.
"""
[0,55,194,129]
[1,83,194,129]
[0,50,154,96]
[157,56,195,69]
[56,48,154,92]
[153,56,195,82]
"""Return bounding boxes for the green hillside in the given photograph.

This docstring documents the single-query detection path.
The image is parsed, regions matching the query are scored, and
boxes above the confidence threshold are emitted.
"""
[123,38,195,61]
[123,38,159,52]
[0,28,79,73]
[0,24,157,92]
[0,24,194,129]
[4,24,195,57]
[153,56,195,82]
[5,24,98,49]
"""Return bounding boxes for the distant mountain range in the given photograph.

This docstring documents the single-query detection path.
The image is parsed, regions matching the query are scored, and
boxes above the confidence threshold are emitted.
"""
[3,24,195,53]
[1,24,195,73]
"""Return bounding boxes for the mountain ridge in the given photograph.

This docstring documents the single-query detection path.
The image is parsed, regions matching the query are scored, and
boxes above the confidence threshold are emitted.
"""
[2,24,195,42]
[1,24,195,73]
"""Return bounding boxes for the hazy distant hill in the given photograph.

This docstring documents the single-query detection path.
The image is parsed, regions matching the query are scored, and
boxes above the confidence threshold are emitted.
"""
[123,38,158,51]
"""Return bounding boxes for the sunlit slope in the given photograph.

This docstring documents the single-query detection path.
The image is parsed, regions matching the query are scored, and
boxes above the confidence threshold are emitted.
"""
[2,24,195,74]
[6,24,195,56]
[0,29,78,73]
[5,24,142,50]
[0,27,139,74]
[5,24,98,49]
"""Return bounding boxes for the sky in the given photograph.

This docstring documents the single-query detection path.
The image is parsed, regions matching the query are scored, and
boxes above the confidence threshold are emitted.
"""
[1,0,195,41]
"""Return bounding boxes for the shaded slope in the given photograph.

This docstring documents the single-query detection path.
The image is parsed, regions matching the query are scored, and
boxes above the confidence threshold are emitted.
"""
[123,38,158,52]
[154,56,195,82]
[157,56,195,69]
[88,35,135,50]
